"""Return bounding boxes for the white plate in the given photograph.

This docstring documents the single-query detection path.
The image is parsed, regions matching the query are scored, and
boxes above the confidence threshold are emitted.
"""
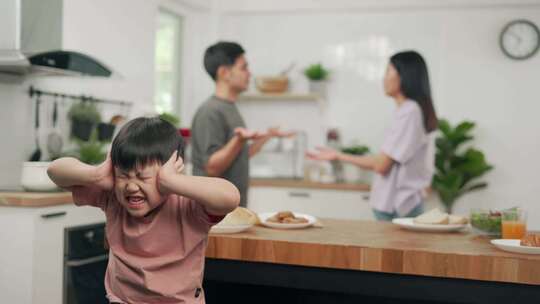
[491,239,540,255]
[258,212,316,229]
[209,223,253,234]
[392,217,468,232]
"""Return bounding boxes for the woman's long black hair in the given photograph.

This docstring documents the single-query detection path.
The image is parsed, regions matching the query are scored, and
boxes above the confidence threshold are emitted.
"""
[390,51,437,133]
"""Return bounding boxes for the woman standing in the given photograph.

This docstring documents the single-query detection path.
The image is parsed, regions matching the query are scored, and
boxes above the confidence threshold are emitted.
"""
[308,51,437,221]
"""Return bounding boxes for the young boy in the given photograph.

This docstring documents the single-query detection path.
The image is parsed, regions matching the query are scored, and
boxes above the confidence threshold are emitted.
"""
[47,116,240,304]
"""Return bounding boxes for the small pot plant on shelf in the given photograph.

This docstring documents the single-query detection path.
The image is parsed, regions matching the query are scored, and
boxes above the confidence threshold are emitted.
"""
[304,63,329,97]
[68,101,102,141]
[340,144,371,183]
[431,119,493,214]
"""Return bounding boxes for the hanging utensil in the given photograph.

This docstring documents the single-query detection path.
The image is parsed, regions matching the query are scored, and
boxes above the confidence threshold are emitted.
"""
[46,94,63,159]
[29,92,42,162]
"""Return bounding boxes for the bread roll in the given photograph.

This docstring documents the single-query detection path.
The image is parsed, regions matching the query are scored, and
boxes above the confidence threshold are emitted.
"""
[413,208,449,225]
[218,207,258,226]
[449,215,468,225]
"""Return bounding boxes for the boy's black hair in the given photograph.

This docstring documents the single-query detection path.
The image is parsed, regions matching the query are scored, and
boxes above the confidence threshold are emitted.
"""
[111,116,184,171]
[203,41,245,81]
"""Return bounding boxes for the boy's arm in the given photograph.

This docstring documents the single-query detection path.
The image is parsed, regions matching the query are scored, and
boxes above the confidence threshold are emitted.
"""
[47,156,114,207]
[47,157,113,190]
[160,152,240,216]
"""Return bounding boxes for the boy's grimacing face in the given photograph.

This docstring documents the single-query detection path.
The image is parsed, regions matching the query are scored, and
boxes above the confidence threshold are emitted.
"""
[113,162,164,218]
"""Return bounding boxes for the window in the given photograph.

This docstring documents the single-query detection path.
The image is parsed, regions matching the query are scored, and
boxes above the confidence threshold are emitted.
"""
[154,9,183,116]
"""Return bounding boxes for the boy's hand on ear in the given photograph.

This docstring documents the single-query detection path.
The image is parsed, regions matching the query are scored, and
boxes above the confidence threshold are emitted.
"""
[158,151,184,195]
[94,153,114,190]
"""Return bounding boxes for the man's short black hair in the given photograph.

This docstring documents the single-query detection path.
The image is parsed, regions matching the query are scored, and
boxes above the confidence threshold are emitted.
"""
[111,116,184,171]
[203,41,245,81]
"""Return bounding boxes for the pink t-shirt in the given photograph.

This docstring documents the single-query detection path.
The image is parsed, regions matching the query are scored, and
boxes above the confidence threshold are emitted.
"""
[72,187,222,304]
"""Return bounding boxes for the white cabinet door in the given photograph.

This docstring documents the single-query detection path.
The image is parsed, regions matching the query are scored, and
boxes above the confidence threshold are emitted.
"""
[32,205,105,304]
[1,204,105,304]
[248,187,373,220]
[32,209,69,304]
[0,210,35,304]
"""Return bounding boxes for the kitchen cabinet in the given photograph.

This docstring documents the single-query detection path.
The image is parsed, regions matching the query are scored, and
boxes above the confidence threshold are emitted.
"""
[0,203,105,304]
[21,0,63,53]
[247,186,373,220]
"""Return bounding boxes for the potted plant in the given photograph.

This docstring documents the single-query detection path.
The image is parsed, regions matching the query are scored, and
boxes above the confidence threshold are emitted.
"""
[340,145,371,183]
[341,145,370,156]
[97,122,116,142]
[68,101,102,141]
[59,129,107,165]
[77,139,107,165]
[159,112,180,128]
[432,119,493,213]
[304,63,329,96]
[76,130,107,165]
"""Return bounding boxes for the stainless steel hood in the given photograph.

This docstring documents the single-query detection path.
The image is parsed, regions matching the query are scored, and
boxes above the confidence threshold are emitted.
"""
[0,0,113,77]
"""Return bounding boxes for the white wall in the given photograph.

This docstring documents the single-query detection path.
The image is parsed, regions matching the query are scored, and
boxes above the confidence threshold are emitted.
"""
[2,0,539,229]
[0,0,214,189]
[213,1,540,228]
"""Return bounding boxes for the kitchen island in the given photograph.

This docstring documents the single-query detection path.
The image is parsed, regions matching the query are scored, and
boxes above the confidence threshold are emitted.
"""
[204,219,540,304]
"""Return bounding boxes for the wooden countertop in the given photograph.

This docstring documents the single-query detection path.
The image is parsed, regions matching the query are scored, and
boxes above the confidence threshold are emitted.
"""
[0,191,73,207]
[250,178,370,191]
[0,178,369,208]
[206,219,540,285]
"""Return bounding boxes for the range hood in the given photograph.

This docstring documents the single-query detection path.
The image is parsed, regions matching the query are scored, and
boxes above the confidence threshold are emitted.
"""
[0,0,113,77]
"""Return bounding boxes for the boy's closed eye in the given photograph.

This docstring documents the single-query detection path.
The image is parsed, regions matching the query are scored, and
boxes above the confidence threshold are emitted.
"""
[116,172,129,179]
[115,170,153,180]
[138,174,154,181]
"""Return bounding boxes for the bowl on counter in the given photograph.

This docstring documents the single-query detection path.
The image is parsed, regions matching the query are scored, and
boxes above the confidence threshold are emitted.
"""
[470,209,502,236]
[21,161,60,192]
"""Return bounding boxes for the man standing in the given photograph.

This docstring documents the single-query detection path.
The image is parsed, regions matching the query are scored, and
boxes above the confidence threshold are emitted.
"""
[191,41,292,207]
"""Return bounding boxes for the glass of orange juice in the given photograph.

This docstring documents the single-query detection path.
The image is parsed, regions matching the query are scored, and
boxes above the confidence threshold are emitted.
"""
[501,208,527,239]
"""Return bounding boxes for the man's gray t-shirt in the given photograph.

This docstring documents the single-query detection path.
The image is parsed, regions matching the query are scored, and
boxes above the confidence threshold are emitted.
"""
[191,96,249,207]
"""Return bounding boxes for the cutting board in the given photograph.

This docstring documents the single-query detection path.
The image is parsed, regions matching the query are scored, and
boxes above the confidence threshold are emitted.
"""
[0,191,73,207]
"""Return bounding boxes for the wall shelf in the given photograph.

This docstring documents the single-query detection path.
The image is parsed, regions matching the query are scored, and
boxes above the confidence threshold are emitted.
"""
[238,93,321,102]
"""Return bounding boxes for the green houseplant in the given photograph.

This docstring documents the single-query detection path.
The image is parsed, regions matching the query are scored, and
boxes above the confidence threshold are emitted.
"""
[340,144,371,183]
[68,101,102,141]
[62,130,107,165]
[304,63,329,96]
[341,145,370,156]
[304,63,329,81]
[159,112,180,128]
[432,119,493,213]
[76,139,107,165]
